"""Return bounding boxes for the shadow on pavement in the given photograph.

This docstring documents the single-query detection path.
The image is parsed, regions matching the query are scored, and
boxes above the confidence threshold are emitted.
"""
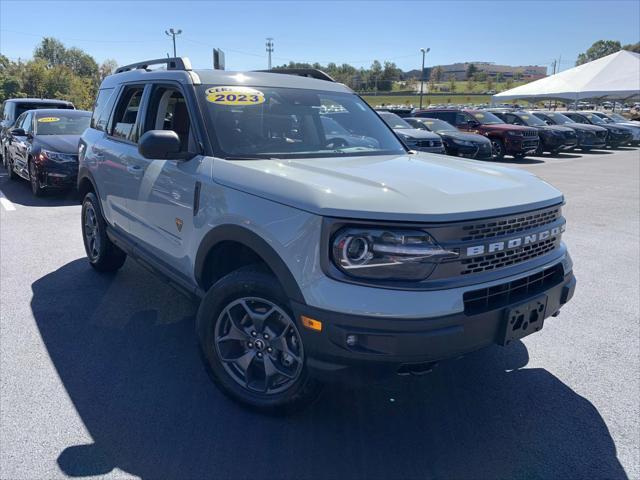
[492,157,546,165]
[0,168,79,207]
[31,259,628,480]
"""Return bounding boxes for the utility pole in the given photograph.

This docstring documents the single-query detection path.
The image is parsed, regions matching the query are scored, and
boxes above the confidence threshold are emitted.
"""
[266,38,274,70]
[419,47,430,110]
[165,28,182,57]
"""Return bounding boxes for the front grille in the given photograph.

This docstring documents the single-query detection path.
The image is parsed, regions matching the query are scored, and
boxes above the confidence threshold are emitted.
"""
[596,131,607,138]
[460,237,559,275]
[523,130,538,137]
[463,264,564,314]
[414,140,442,148]
[461,207,560,241]
[564,131,576,138]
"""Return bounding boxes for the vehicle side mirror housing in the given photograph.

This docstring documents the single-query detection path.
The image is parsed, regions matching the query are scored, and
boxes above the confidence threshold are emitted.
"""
[545,120,553,125]
[138,130,186,160]
[467,120,480,127]
[10,128,26,136]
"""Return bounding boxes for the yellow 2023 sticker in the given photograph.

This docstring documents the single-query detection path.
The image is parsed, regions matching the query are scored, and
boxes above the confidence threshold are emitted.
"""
[205,86,265,106]
[38,117,60,123]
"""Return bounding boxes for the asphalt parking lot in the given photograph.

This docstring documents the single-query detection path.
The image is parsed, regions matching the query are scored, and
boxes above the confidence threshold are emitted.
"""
[0,148,638,480]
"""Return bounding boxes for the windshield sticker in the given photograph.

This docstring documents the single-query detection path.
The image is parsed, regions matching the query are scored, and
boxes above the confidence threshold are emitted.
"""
[37,117,60,123]
[521,115,529,119]
[205,86,265,106]
[425,121,434,125]
[474,113,484,119]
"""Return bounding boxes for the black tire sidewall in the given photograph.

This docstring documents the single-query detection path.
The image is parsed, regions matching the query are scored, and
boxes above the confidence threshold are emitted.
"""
[491,139,505,160]
[197,267,319,412]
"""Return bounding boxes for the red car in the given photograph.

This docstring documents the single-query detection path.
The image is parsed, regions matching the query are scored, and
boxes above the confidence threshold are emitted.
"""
[413,109,539,160]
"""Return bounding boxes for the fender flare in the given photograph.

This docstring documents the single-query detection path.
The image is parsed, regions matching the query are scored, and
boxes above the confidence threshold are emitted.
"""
[194,224,305,304]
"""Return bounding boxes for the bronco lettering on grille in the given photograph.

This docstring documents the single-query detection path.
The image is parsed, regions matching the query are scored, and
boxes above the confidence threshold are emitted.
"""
[466,224,565,257]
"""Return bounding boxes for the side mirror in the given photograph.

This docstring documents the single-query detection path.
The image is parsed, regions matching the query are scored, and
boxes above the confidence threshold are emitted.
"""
[467,120,480,127]
[138,130,184,160]
[545,120,553,125]
[10,128,26,136]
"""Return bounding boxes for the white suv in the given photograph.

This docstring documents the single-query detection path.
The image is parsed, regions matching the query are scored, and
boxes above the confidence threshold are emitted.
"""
[78,58,576,412]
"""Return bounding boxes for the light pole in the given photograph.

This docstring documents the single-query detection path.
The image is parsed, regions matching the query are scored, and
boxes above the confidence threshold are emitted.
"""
[419,47,430,110]
[165,28,182,57]
[266,38,274,70]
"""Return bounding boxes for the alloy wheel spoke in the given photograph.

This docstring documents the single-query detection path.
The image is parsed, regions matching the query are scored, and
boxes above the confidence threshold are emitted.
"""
[218,312,250,343]
[264,354,295,380]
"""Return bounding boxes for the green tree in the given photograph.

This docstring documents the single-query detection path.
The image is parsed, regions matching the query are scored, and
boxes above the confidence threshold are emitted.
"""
[576,40,622,65]
[449,78,456,93]
[431,66,443,82]
[466,78,476,93]
[623,42,640,53]
[486,76,494,92]
[496,72,504,83]
[99,59,118,80]
[34,37,67,67]
[506,78,514,90]
[465,63,478,79]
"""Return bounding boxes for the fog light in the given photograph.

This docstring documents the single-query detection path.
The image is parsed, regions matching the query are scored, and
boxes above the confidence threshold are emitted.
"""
[346,334,358,347]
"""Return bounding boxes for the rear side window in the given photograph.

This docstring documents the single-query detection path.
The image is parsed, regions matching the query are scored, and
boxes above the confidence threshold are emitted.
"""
[110,86,144,142]
[91,88,116,131]
[15,103,73,117]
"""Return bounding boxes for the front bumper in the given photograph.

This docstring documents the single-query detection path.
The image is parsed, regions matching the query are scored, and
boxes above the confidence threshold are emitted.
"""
[448,143,493,160]
[505,136,539,155]
[293,265,576,382]
[414,146,446,154]
[36,161,78,188]
[606,131,633,146]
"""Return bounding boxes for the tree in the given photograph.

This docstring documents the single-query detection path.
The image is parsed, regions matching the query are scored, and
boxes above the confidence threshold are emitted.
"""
[486,76,494,92]
[99,59,118,80]
[34,37,67,67]
[623,42,640,53]
[449,78,456,93]
[576,40,622,65]
[431,66,443,82]
[506,78,514,90]
[495,72,504,84]
[64,47,99,77]
[465,63,478,79]
[466,78,476,93]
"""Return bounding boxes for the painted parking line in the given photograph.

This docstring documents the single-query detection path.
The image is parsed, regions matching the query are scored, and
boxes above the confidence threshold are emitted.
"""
[0,189,16,211]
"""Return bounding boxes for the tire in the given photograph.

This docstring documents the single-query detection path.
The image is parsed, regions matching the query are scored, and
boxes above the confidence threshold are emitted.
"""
[550,148,561,156]
[29,160,45,197]
[535,143,544,156]
[197,266,322,413]
[514,153,526,159]
[6,154,17,181]
[81,192,126,272]
[581,147,591,152]
[490,139,505,160]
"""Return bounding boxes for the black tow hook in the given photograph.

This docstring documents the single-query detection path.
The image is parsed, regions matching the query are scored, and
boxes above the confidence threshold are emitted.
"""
[397,362,438,376]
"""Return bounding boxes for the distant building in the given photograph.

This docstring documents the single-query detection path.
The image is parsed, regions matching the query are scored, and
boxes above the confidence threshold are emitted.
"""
[422,62,547,81]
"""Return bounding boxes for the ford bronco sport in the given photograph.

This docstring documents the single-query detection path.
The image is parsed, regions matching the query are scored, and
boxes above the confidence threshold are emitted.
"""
[78,58,576,411]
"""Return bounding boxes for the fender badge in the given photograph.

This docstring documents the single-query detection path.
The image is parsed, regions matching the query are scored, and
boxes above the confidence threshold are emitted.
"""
[175,218,183,232]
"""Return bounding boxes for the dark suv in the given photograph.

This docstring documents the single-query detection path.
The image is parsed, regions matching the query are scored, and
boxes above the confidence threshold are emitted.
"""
[531,111,607,151]
[414,109,539,160]
[562,111,633,148]
[490,110,577,155]
[1,98,75,167]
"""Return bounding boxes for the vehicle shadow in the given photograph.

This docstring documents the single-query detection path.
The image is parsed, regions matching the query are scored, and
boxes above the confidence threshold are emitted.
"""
[31,259,628,480]
[578,149,613,155]
[0,168,78,207]
[530,152,583,159]
[492,157,546,165]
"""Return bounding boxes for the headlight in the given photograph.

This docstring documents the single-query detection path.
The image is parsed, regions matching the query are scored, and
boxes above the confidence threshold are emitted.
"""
[507,131,523,137]
[453,139,475,147]
[331,228,457,281]
[39,149,77,163]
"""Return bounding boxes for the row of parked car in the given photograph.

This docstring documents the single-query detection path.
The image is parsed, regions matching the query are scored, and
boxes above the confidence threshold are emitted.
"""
[375,106,639,160]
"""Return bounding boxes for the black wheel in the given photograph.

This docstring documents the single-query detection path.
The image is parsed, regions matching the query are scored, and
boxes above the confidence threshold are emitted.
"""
[535,143,545,156]
[81,192,126,272]
[550,148,561,156]
[514,153,526,159]
[581,147,591,152]
[490,139,505,160]
[29,160,45,197]
[197,267,321,413]
[6,154,17,180]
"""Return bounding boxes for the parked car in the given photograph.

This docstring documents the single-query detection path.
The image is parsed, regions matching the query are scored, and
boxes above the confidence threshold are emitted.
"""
[5,109,90,196]
[489,110,577,155]
[563,111,633,147]
[413,108,539,160]
[319,116,381,149]
[1,98,75,167]
[588,111,640,144]
[377,111,445,153]
[531,111,607,151]
[78,58,576,411]
[375,107,413,118]
[404,117,493,159]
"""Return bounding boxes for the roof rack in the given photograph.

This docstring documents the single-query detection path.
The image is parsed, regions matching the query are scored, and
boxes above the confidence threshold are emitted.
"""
[115,57,192,74]
[254,68,336,82]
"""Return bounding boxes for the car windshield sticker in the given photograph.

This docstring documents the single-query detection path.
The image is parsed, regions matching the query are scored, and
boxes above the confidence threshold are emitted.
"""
[205,86,265,106]
[474,113,484,119]
[425,120,434,125]
[521,115,530,119]
[37,117,60,123]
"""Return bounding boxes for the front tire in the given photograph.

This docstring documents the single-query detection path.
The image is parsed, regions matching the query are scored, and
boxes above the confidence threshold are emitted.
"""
[6,154,17,180]
[81,192,126,272]
[490,139,505,160]
[29,160,45,197]
[197,267,321,413]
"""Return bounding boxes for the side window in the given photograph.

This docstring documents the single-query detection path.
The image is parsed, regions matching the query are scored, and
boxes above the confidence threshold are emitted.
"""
[91,88,116,132]
[455,112,472,125]
[504,114,517,125]
[110,86,144,142]
[143,86,193,152]
[13,113,26,130]
[1,102,8,121]
[23,112,33,133]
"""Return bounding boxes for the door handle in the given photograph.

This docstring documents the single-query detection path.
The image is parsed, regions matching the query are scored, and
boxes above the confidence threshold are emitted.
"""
[127,165,143,174]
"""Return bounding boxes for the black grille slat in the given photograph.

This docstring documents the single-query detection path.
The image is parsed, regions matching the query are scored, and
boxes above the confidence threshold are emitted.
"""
[463,264,564,314]
[460,238,559,275]
[460,208,560,241]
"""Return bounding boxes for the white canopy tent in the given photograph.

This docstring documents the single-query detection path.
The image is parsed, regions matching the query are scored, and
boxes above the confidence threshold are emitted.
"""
[492,50,640,104]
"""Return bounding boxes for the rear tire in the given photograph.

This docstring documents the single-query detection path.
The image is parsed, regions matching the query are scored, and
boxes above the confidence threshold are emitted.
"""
[81,192,126,272]
[197,266,322,413]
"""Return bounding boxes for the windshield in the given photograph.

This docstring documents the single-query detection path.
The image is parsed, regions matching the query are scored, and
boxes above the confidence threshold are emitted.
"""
[16,103,73,117]
[608,113,627,122]
[415,118,456,132]
[199,86,404,159]
[34,114,90,135]
[471,111,504,125]
[516,113,546,126]
[379,112,412,129]
[544,112,575,124]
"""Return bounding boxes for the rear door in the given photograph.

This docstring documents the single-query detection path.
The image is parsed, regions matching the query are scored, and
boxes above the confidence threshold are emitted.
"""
[127,82,204,277]
[97,84,148,233]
